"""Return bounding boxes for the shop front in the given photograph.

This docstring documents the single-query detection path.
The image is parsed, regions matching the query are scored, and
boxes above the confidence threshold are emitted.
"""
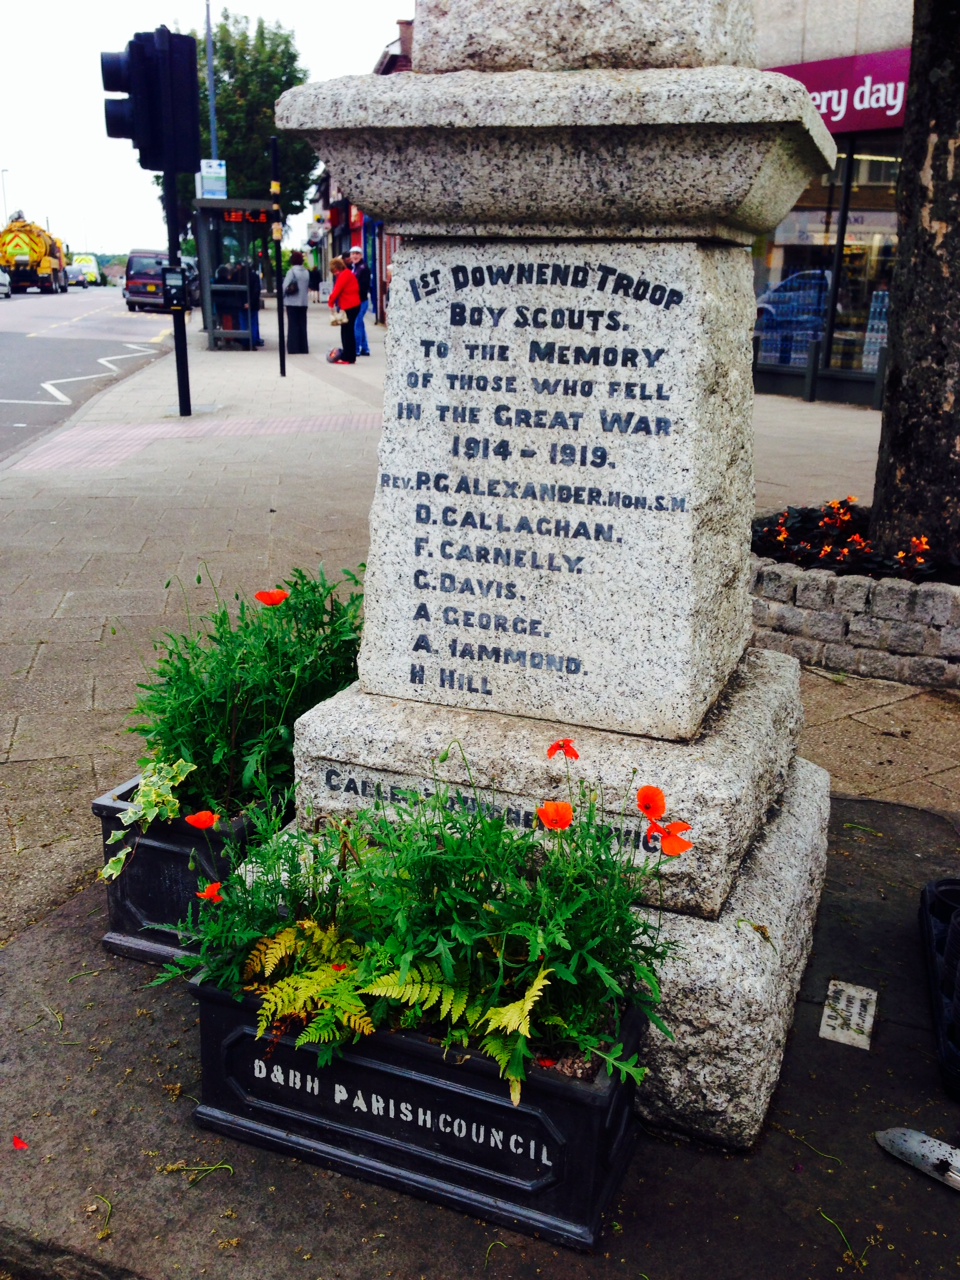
[753,48,909,405]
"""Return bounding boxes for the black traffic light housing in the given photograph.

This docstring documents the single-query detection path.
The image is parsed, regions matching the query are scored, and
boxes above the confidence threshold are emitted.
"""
[101,25,200,419]
[101,27,200,175]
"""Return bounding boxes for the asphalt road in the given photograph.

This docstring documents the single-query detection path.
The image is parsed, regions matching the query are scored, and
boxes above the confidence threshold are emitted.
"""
[0,286,171,463]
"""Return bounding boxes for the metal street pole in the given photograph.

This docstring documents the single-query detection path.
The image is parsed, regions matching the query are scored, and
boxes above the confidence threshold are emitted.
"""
[205,0,219,161]
[158,26,192,417]
[270,135,286,377]
[1,171,7,225]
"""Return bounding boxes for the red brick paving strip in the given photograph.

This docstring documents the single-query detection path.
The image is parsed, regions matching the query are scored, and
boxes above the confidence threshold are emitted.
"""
[8,412,383,472]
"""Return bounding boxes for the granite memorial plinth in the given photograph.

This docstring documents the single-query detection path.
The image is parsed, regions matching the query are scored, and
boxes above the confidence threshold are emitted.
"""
[412,0,757,73]
[362,237,755,740]
[276,67,834,244]
[279,0,836,1148]
[296,648,802,921]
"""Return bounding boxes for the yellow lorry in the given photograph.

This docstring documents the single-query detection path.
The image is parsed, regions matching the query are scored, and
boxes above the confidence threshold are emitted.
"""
[0,212,66,293]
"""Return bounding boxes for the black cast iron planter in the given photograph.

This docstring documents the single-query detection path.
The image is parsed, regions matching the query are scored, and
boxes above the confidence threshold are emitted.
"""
[92,777,254,965]
[192,979,642,1249]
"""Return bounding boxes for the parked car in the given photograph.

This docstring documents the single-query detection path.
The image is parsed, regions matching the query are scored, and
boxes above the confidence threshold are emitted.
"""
[124,251,200,312]
[123,250,165,311]
[0,266,10,300]
[65,264,89,289]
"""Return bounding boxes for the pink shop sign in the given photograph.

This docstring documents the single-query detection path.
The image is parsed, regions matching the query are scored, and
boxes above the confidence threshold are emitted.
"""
[772,48,911,134]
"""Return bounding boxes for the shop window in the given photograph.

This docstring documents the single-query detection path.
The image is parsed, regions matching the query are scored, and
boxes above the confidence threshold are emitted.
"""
[753,130,900,376]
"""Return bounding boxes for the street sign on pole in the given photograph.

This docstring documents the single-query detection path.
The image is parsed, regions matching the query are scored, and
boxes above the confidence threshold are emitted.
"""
[199,158,227,200]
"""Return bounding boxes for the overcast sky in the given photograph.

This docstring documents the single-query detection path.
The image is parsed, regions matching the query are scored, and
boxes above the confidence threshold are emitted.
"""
[0,1,412,255]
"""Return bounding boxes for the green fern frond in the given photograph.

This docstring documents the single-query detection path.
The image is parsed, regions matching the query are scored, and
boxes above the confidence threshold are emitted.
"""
[480,1030,532,1105]
[243,937,272,982]
[294,1008,343,1047]
[297,918,340,959]
[481,967,551,1039]
[361,961,468,1020]
[343,1010,375,1036]
[262,926,301,978]
[256,968,342,1035]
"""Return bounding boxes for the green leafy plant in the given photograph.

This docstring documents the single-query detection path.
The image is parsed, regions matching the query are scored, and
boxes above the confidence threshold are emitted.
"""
[160,738,692,1103]
[130,564,363,815]
[100,758,197,881]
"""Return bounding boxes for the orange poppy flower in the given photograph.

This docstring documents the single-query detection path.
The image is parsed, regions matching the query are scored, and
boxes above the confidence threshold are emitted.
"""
[536,1056,558,1069]
[636,786,666,821]
[255,589,290,606]
[660,822,694,858]
[547,738,579,760]
[185,811,219,830]
[331,964,348,972]
[538,801,574,831]
[196,882,224,903]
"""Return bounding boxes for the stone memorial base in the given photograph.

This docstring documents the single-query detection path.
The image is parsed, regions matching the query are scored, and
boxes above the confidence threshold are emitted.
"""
[295,647,804,919]
[636,755,830,1147]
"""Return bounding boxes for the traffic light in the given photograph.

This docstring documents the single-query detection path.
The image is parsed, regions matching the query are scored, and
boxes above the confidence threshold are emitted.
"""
[102,33,162,171]
[101,27,200,175]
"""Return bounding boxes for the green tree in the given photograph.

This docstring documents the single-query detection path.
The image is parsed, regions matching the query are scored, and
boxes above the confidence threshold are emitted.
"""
[166,11,318,237]
[204,11,317,213]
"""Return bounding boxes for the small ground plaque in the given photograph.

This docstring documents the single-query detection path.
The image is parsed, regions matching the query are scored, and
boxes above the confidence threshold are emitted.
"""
[819,980,878,1050]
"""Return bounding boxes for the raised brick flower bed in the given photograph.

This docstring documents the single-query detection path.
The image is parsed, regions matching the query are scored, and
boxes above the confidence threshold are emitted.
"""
[750,556,960,688]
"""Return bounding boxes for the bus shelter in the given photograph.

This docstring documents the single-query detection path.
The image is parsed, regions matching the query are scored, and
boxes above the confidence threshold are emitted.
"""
[193,199,271,351]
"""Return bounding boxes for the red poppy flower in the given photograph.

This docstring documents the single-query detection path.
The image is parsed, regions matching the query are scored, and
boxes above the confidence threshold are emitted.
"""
[660,822,694,858]
[547,738,579,760]
[331,964,348,972]
[636,786,666,822]
[12,1135,29,1151]
[185,811,219,830]
[196,882,224,903]
[255,589,290,607]
[537,801,574,831]
[536,1056,558,1069]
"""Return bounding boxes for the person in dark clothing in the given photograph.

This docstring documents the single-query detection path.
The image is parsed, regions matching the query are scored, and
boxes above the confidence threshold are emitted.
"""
[243,264,263,347]
[348,246,372,356]
[328,257,361,364]
[283,250,310,355]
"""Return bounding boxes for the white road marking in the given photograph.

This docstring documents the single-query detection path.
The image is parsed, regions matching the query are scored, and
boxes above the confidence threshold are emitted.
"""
[0,344,158,405]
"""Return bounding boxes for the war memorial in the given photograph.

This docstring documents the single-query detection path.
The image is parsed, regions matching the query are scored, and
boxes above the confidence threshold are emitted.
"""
[278,0,838,1147]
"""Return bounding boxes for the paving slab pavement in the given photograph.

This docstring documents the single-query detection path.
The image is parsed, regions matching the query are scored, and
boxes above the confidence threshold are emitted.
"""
[2,798,960,1280]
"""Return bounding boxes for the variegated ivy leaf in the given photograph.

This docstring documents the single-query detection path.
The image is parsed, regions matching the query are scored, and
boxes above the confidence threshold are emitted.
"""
[100,850,130,881]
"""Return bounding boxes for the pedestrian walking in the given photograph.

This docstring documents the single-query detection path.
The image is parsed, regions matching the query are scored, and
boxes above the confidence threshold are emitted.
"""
[283,250,310,355]
[308,262,322,303]
[327,256,361,365]
[349,245,372,356]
